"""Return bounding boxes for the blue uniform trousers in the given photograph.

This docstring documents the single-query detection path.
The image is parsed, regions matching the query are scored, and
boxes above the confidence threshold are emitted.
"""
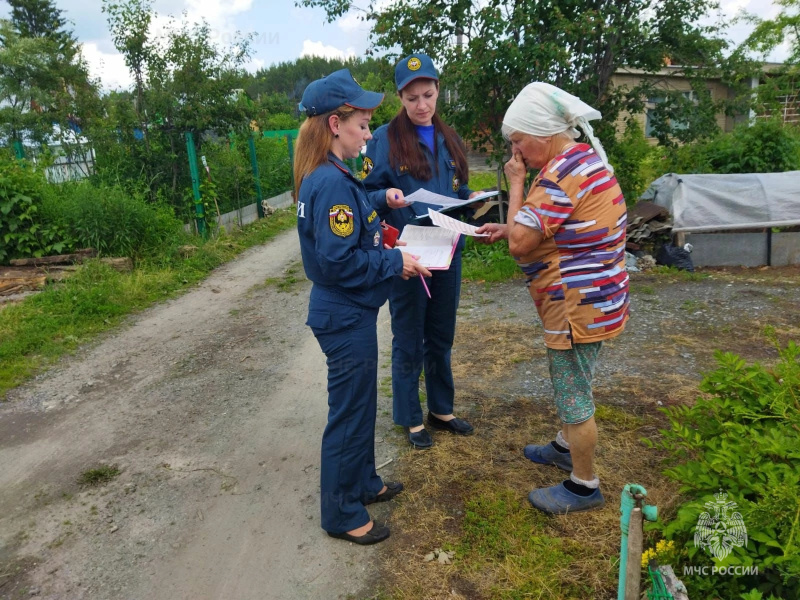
[390,253,462,427]
[307,293,384,533]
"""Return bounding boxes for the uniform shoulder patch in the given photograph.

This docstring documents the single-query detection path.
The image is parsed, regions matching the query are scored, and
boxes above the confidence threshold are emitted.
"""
[362,156,374,178]
[452,175,460,192]
[329,204,354,237]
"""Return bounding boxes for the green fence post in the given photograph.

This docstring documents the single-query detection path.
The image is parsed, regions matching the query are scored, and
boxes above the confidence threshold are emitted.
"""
[185,131,207,237]
[249,134,265,218]
[286,133,295,197]
[12,140,25,160]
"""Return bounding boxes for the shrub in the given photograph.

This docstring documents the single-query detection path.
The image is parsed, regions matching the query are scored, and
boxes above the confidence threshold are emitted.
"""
[40,182,185,259]
[649,337,800,599]
[0,156,71,263]
[607,122,660,204]
[662,119,800,175]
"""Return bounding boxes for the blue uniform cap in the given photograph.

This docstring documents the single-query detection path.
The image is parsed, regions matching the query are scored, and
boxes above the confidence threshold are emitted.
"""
[395,53,439,91]
[299,69,384,116]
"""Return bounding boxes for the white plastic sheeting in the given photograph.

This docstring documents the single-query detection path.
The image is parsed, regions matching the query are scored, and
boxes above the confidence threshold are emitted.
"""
[641,172,800,232]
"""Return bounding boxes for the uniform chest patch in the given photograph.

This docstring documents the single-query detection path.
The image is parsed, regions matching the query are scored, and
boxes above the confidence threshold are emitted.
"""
[329,205,354,237]
[362,156,374,178]
[449,159,456,169]
[399,165,409,174]
[452,175,459,192]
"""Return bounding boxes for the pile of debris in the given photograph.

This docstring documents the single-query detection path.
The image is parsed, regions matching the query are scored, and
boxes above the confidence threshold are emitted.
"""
[626,201,672,254]
[0,249,132,306]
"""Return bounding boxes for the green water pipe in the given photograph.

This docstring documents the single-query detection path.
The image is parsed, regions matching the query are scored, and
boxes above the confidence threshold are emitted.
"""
[618,484,658,600]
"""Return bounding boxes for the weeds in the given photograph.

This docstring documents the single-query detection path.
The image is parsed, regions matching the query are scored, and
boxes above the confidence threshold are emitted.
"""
[79,464,120,487]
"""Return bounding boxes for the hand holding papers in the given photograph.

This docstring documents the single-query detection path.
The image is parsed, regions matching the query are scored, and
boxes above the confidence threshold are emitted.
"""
[427,209,490,237]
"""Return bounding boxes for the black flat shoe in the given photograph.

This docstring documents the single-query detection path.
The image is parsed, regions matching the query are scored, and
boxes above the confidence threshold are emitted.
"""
[427,412,474,435]
[405,426,433,449]
[365,481,404,505]
[327,520,391,545]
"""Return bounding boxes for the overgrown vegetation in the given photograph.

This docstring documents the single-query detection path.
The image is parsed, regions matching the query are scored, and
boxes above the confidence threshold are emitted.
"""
[662,118,800,175]
[649,336,800,599]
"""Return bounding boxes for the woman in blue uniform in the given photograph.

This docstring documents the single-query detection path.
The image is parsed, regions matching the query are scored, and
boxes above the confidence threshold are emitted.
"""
[363,54,481,449]
[295,70,430,545]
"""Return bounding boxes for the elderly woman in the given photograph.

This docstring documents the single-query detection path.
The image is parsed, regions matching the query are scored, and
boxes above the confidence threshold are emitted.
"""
[477,82,629,514]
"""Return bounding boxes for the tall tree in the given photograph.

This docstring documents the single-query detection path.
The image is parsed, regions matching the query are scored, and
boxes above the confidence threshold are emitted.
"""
[8,0,69,42]
[0,0,99,164]
[299,0,757,154]
[738,0,799,120]
[99,0,256,205]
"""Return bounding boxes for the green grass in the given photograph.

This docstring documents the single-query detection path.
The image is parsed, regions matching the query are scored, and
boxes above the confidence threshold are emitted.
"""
[469,171,502,191]
[462,237,519,282]
[78,464,120,486]
[263,261,304,292]
[456,486,593,599]
[0,209,297,399]
[650,265,709,281]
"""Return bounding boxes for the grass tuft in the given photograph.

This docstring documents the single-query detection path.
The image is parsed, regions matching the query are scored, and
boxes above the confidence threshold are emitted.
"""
[78,464,120,486]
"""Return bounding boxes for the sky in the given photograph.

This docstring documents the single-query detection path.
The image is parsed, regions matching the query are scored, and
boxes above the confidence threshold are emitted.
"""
[0,0,792,92]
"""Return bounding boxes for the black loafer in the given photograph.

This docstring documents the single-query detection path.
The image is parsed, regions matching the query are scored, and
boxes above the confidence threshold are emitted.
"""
[365,481,404,505]
[327,520,390,545]
[427,412,474,435]
[405,426,433,449]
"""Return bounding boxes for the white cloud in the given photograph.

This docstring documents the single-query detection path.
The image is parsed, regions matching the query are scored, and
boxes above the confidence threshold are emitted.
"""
[80,42,133,91]
[301,40,356,61]
[337,12,365,34]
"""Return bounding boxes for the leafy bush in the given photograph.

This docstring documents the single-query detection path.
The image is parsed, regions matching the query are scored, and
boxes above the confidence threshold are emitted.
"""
[199,138,253,216]
[253,135,292,198]
[40,182,185,259]
[0,157,71,262]
[606,122,661,204]
[663,118,800,175]
[649,337,800,599]
[462,237,519,282]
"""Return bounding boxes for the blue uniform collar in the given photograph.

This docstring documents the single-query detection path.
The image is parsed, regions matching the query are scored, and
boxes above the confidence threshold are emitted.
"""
[328,152,355,177]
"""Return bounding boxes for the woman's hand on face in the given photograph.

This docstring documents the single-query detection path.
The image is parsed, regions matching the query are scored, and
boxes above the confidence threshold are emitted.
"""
[504,152,527,187]
[474,223,509,244]
[386,188,407,209]
[400,251,432,280]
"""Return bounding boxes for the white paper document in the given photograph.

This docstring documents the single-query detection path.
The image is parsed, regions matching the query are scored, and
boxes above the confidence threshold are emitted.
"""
[399,225,460,269]
[404,189,499,209]
[427,209,489,237]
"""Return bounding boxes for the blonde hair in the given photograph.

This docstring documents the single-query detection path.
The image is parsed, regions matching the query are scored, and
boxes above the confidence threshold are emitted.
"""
[294,105,368,197]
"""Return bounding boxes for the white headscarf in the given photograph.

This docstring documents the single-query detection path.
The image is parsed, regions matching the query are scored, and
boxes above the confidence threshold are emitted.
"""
[502,82,613,174]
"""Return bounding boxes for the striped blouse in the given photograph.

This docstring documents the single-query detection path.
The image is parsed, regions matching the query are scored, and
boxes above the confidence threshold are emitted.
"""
[514,143,629,350]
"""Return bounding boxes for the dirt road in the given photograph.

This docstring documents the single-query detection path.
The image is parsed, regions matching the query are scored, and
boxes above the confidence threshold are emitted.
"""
[0,230,399,600]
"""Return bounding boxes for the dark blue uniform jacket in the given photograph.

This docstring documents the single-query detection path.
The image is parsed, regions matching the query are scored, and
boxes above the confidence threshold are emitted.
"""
[362,124,473,249]
[297,153,404,308]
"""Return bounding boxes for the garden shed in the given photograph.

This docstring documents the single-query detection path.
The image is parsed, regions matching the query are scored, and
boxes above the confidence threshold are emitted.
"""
[641,172,800,267]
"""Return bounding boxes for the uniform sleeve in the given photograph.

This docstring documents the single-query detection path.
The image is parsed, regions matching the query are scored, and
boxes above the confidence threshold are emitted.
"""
[309,180,403,288]
[522,176,575,240]
[362,133,395,217]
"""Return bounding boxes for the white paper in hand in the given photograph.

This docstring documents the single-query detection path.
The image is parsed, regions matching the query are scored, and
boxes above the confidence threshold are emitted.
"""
[427,209,489,236]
